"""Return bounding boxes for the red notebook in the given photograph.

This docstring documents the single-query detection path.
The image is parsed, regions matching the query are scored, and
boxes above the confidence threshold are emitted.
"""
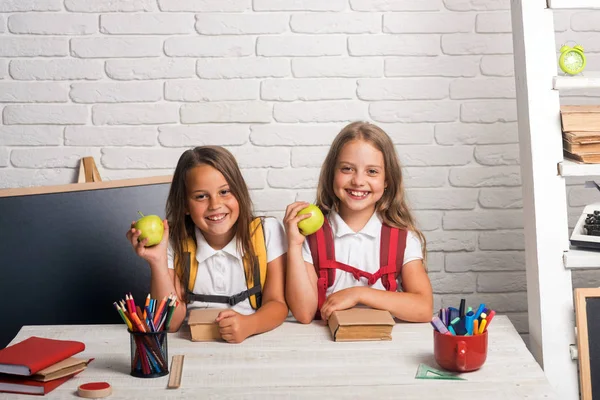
[0,337,85,376]
[0,370,82,395]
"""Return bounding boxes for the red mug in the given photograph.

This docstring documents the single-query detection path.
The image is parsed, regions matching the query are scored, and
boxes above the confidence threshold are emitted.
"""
[433,329,488,372]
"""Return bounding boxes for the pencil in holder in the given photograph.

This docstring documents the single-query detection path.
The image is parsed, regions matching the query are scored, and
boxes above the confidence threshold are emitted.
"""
[129,329,169,378]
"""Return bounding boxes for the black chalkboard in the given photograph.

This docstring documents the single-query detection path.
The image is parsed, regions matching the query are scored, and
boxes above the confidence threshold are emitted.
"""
[575,288,600,400]
[0,177,171,348]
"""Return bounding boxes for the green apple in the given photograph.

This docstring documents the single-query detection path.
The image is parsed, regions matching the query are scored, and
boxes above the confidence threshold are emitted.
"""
[134,211,164,247]
[297,204,325,236]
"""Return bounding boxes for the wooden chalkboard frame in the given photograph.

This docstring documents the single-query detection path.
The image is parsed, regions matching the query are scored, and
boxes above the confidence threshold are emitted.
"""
[0,175,172,198]
[575,287,600,400]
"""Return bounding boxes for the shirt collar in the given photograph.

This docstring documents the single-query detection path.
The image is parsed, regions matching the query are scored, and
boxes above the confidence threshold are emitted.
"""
[194,226,242,264]
[329,210,381,238]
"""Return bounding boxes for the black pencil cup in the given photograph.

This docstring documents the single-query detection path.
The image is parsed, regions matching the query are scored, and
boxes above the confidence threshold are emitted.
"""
[129,330,169,378]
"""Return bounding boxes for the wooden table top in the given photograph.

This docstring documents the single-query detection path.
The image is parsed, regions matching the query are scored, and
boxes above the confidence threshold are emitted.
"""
[5,316,558,399]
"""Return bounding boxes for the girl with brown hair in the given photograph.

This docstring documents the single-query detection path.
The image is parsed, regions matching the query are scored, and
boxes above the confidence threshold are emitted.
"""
[127,146,288,343]
[284,121,433,324]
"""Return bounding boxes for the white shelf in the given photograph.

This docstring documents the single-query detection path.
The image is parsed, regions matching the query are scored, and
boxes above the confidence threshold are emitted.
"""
[548,0,600,9]
[554,72,600,90]
[559,159,600,177]
[563,248,600,269]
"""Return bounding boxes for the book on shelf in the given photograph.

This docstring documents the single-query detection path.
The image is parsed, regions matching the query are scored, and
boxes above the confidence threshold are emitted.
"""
[563,139,600,155]
[561,105,600,132]
[564,131,600,144]
[0,337,85,376]
[328,308,395,342]
[564,150,600,164]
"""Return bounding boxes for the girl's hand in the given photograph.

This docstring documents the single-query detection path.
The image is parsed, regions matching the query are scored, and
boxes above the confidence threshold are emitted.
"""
[126,219,169,266]
[216,310,253,344]
[320,288,362,321]
[283,201,312,248]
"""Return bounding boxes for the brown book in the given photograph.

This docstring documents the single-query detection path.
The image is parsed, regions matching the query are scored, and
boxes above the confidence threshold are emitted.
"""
[188,309,222,342]
[564,150,600,164]
[328,308,395,342]
[564,131,600,144]
[561,106,600,132]
[563,139,600,154]
[30,358,90,382]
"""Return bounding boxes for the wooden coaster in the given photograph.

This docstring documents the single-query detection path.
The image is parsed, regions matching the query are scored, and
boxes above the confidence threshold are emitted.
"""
[77,382,112,398]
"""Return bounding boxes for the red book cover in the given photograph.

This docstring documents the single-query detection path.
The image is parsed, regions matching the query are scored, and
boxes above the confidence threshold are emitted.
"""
[0,370,82,395]
[0,337,85,376]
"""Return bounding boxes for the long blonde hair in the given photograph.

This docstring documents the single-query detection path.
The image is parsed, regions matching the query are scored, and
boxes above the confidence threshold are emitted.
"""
[316,121,427,257]
[166,146,257,295]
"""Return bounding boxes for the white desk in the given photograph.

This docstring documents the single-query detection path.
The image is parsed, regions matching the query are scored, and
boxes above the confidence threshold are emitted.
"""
[6,316,558,399]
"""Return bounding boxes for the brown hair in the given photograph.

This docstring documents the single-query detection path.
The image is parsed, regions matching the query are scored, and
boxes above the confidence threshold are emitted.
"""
[166,146,257,297]
[316,121,427,258]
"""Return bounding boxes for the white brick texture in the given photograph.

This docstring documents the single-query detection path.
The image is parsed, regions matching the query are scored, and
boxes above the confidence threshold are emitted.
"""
[1,3,587,335]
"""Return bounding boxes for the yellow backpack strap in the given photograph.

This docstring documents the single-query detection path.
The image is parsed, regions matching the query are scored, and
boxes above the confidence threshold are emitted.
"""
[173,237,198,295]
[245,217,267,310]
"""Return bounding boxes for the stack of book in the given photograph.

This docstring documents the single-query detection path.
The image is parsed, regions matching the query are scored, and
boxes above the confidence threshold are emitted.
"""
[561,105,600,163]
[0,336,88,396]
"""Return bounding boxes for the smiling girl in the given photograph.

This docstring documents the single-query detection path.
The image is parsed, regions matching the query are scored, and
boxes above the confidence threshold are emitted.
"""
[284,121,432,324]
[127,146,288,343]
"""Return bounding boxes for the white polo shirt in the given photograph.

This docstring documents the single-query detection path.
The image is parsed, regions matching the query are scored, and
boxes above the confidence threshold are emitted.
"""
[301,211,423,296]
[167,217,287,315]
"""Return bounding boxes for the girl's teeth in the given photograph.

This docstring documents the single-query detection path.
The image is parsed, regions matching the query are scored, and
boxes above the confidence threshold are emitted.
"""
[207,214,226,221]
[349,190,368,197]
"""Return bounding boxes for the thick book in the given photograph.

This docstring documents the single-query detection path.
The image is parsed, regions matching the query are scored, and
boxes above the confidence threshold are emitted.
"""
[563,139,600,155]
[0,337,85,376]
[564,150,600,164]
[561,105,600,132]
[564,131,600,144]
[31,357,91,382]
[0,370,82,395]
[328,308,395,342]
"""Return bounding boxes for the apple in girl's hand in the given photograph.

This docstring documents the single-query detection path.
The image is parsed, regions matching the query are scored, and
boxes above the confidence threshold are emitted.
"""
[297,205,324,236]
[134,211,164,247]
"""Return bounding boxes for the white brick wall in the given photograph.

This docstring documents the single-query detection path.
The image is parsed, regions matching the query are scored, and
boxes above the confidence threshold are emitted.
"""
[1,1,597,336]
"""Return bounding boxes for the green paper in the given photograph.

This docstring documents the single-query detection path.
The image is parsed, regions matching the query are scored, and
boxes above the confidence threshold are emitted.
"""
[415,363,466,380]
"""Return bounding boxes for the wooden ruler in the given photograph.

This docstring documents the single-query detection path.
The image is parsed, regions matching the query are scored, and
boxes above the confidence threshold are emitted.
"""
[167,355,184,389]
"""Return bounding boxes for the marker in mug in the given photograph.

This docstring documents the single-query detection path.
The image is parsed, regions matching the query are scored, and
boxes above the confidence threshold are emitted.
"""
[431,316,451,335]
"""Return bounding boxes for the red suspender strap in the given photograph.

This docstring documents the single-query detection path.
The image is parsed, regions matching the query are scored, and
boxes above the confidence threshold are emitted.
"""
[380,225,407,292]
[385,228,399,292]
[395,227,407,290]
[307,217,336,319]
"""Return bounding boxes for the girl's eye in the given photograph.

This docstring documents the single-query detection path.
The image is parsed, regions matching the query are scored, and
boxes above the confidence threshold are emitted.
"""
[195,194,207,200]
[368,169,379,175]
[341,166,353,172]
[219,189,231,196]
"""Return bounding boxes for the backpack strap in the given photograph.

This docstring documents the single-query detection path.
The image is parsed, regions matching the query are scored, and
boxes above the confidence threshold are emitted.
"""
[182,218,267,310]
[306,216,335,320]
[244,218,267,310]
[380,225,407,292]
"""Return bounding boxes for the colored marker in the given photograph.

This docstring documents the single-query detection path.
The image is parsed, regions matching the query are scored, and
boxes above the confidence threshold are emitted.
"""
[464,311,475,335]
[484,310,495,331]
[448,307,460,323]
[459,298,466,317]
[473,319,479,335]
[448,325,456,335]
[479,319,487,334]
[431,316,450,335]
[474,303,486,320]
